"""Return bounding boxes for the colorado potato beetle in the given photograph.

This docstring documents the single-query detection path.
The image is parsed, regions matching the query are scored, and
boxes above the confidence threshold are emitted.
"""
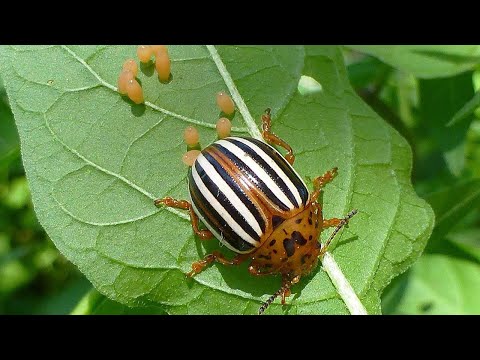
[155,109,357,314]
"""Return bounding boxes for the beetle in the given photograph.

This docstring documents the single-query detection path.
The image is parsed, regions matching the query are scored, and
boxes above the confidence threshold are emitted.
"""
[154,109,357,314]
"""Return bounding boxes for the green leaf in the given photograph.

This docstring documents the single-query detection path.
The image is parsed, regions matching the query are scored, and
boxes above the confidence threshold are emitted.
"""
[424,179,480,253]
[419,72,475,176]
[71,288,166,315]
[383,254,480,314]
[0,45,434,314]
[346,45,480,79]
[448,90,480,127]
[345,55,391,90]
[0,73,20,166]
[446,228,480,262]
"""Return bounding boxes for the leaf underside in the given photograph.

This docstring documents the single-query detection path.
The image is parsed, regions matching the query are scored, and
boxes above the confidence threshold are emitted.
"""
[0,45,434,314]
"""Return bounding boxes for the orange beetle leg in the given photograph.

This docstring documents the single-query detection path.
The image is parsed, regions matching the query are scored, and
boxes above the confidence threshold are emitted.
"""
[261,108,295,165]
[154,197,213,240]
[311,167,338,201]
[187,251,249,277]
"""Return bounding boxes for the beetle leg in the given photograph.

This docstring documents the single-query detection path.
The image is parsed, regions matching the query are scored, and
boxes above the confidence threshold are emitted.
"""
[154,197,213,240]
[261,108,295,165]
[322,218,343,228]
[187,251,249,277]
[258,275,298,315]
[319,209,358,256]
[311,167,338,201]
[248,265,275,277]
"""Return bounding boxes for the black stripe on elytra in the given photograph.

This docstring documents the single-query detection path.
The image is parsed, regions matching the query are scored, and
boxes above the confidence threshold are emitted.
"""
[212,143,290,212]
[244,137,309,206]
[202,150,266,233]
[195,161,260,242]
[188,169,254,253]
[227,138,299,208]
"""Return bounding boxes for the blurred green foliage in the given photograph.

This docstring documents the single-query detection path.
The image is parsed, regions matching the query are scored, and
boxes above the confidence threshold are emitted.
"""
[0,74,92,314]
[344,47,480,314]
[1,46,480,314]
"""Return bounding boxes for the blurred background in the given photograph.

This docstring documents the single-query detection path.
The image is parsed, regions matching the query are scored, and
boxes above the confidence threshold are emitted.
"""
[1,47,479,314]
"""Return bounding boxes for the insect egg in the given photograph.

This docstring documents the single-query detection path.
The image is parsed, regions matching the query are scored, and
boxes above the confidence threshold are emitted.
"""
[216,91,235,115]
[182,150,201,166]
[137,45,153,63]
[183,126,199,146]
[151,45,168,55]
[155,51,171,82]
[122,59,138,76]
[216,117,232,139]
[117,70,135,95]
[126,79,144,104]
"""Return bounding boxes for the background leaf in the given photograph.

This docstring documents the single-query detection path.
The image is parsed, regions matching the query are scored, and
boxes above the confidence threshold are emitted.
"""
[424,179,480,252]
[346,45,480,79]
[382,254,480,315]
[0,45,434,314]
[447,228,480,262]
[0,74,20,168]
[448,90,480,126]
[418,72,475,177]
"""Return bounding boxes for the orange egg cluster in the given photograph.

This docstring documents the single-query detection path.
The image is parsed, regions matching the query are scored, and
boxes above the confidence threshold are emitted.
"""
[182,126,201,166]
[216,118,232,139]
[118,59,144,104]
[182,150,201,166]
[216,91,235,115]
[184,126,200,146]
[117,46,171,104]
[137,45,153,63]
[136,45,171,82]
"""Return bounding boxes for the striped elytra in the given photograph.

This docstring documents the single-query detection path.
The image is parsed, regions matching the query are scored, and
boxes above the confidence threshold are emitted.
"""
[188,136,308,254]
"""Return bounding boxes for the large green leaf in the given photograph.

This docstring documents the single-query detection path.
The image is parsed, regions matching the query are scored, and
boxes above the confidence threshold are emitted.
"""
[0,45,433,314]
[346,45,480,79]
[383,254,480,315]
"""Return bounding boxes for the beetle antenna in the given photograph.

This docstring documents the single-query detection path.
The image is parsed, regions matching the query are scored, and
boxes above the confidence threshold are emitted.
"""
[320,209,358,256]
[258,282,291,315]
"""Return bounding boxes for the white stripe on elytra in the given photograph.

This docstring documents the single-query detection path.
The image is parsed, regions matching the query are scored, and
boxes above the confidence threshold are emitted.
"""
[259,140,309,194]
[231,137,303,207]
[192,163,258,246]
[189,198,252,254]
[216,140,295,209]
[197,155,262,236]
